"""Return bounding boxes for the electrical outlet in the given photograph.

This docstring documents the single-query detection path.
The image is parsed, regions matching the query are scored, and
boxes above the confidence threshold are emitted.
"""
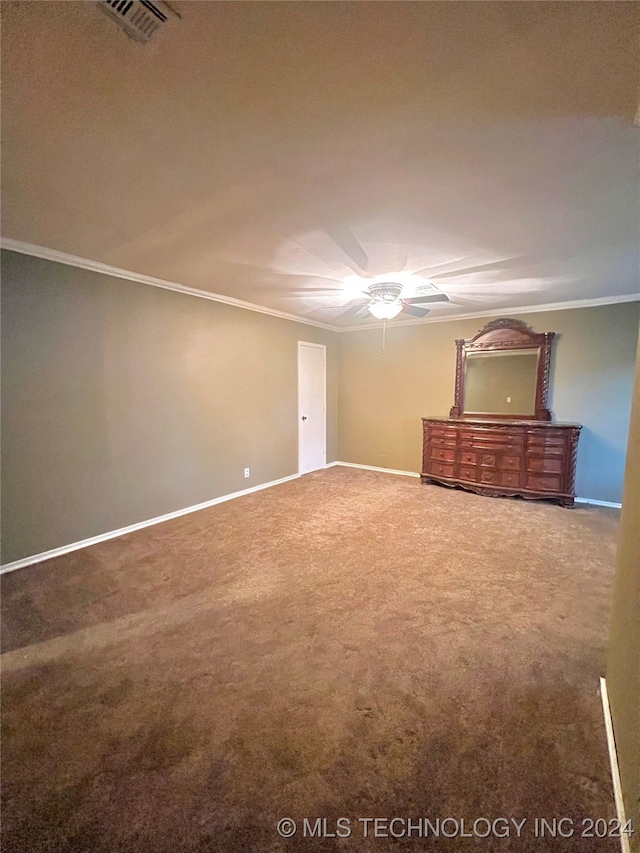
[244,468,250,478]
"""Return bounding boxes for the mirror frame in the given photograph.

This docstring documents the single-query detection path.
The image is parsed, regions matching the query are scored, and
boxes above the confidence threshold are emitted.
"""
[449,318,555,421]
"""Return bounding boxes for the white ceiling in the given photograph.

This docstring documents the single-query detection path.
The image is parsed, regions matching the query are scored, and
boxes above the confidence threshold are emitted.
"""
[2,1,639,328]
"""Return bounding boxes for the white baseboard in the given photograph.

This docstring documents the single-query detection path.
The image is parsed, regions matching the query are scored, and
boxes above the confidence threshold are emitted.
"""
[0,465,621,574]
[0,473,300,575]
[576,497,623,509]
[331,461,420,478]
[600,677,632,853]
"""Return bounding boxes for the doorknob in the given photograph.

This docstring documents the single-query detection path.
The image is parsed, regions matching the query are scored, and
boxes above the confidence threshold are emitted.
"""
[301,416,307,421]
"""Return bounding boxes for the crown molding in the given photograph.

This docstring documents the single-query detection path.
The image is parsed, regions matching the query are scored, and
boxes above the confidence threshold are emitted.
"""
[0,238,337,332]
[338,293,640,332]
[3,238,638,334]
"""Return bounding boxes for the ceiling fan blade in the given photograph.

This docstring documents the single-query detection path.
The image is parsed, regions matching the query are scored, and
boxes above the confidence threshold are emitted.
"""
[339,304,372,320]
[408,255,526,283]
[427,258,526,281]
[324,224,369,272]
[404,293,450,305]
[402,305,431,319]
[312,298,370,310]
[237,263,347,284]
[288,287,344,295]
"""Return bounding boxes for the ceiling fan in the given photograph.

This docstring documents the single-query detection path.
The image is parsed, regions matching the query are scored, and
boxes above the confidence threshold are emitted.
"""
[233,223,541,323]
[332,280,450,322]
[277,224,522,322]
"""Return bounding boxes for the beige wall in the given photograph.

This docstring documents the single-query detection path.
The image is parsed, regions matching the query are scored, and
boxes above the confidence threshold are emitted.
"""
[2,249,638,566]
[607,331,640,848]
[338,303,640,502]
[1,250,338,564]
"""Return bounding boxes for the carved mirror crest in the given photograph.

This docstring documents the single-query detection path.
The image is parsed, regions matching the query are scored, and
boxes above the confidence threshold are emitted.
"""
[449,318,554,421]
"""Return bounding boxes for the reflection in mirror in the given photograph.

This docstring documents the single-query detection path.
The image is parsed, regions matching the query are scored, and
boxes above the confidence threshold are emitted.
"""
[463,350,539,416]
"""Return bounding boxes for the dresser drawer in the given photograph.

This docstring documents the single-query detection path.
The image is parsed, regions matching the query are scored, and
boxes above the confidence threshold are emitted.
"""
[481,469,522,487]
[499,455,522,471]
[479,468,499,484]
[428,425,459,439]
[460,436,525,453]
[527,438,566,453]
[428,460,455,478]
[527,456,563,474]
[527,427,566,439]
[526,430,567,451]
[526,473,563,492]
[460,426,524,440]
[499,471,522,488]
[458,465,478,482]
[430,447,455,463]
[479,452,497,467]
[429,434,457,447]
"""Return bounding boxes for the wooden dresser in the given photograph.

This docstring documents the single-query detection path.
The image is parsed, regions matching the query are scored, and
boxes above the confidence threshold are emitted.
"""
[421,417,581,507]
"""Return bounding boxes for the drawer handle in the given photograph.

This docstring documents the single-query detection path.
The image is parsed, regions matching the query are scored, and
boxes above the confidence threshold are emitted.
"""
[439,450,444,457]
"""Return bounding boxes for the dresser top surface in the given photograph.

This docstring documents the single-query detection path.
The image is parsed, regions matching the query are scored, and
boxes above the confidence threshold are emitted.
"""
[423,416,582,428]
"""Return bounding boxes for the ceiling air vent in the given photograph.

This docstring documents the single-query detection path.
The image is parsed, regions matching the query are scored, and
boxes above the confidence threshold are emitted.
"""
[97,0,178,44]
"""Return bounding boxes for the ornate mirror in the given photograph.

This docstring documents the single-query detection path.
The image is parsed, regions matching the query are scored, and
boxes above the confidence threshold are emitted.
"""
[449,318,554,421]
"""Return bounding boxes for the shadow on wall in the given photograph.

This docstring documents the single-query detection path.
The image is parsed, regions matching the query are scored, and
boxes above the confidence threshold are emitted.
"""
[575,429,627,505]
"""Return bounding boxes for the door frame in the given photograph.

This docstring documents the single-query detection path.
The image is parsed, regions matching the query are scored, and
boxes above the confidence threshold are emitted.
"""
[297,341,327,475]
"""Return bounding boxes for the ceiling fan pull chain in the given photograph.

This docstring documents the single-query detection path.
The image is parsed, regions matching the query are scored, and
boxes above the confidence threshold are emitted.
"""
[382,319,386,355]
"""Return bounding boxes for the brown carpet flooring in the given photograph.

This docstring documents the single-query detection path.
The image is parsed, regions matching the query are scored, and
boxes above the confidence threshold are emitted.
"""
[1,467,621,852]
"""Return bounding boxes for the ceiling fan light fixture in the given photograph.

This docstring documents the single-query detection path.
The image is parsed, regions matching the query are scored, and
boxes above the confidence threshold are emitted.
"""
[368,300,403,320]
[367,282,403,302]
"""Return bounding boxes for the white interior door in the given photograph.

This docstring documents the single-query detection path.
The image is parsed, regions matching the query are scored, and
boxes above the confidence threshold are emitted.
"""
[298,342,326,475]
